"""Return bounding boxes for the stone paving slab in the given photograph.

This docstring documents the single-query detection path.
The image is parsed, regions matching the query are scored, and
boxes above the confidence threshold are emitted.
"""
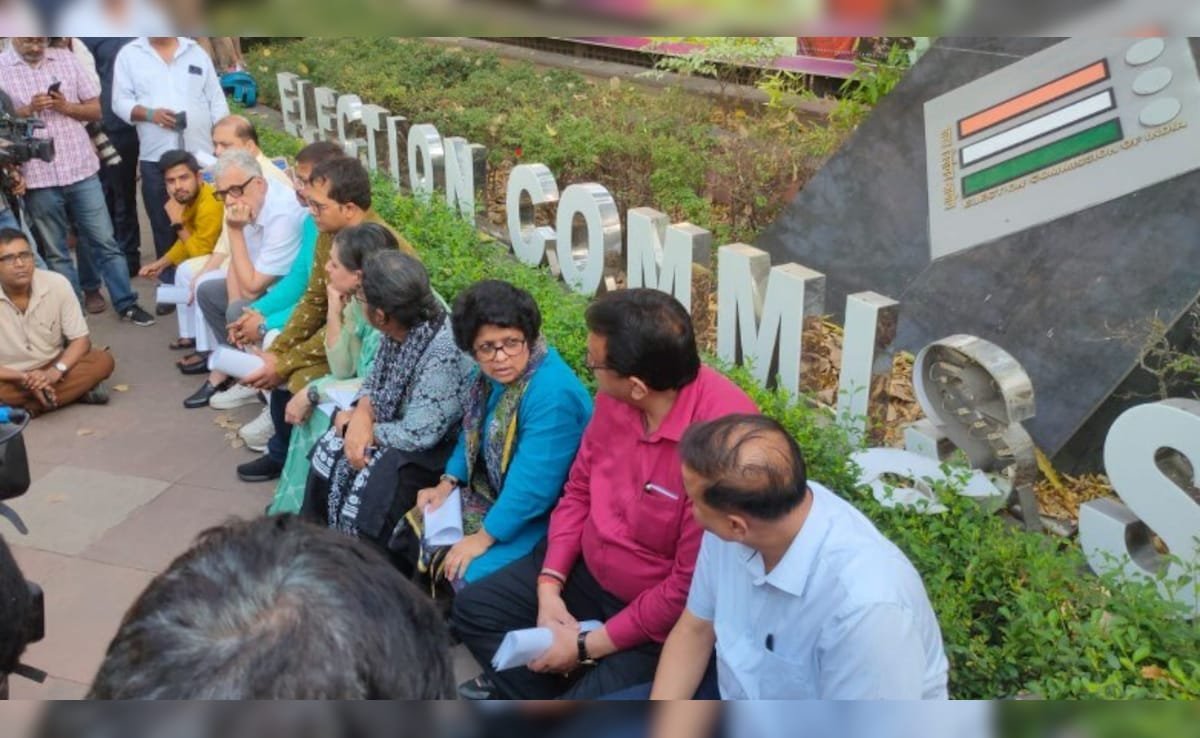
[3,467,169,557]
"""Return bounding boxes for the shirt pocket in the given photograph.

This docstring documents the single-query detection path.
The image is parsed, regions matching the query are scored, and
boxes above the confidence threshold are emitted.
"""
[34,312,61,338]
[756,649,815,699]
[631,484,683,558]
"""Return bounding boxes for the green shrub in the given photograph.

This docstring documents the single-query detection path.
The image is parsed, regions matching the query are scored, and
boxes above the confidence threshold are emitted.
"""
[260,97,1199,703]
[246,38,844,245]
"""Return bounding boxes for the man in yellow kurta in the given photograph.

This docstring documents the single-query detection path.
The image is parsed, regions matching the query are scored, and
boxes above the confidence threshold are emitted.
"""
[138,150,223,349]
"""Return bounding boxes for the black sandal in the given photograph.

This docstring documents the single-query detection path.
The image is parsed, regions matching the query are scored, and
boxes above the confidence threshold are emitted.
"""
[169,337,196,351]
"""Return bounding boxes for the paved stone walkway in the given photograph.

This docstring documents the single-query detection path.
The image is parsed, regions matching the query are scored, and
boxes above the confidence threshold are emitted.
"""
[3,193,476,708]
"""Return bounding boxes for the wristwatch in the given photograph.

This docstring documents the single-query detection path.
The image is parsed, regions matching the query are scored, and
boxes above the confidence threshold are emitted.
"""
[577,631,597,667]
[257,321,268,339]
[53,361,68,376]
[306,385,320,405]
[170,221,184,231]
[439,473,459,487]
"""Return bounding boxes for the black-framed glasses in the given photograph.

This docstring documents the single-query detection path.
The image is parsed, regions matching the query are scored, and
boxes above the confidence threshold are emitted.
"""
[213,175,258,202]
[0,252,35,266]
[475,337,527,361]
[584,357,611,374]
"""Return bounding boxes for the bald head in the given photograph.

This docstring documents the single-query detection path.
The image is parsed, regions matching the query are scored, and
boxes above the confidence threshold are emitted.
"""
[212,115,260,157]
[679,414,808,521]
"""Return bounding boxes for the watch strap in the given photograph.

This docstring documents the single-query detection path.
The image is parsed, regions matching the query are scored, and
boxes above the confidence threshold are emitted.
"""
[577,631,596,666]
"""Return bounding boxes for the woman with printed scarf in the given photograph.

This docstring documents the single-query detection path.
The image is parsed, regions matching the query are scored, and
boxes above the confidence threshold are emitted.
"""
[413,280,592,587]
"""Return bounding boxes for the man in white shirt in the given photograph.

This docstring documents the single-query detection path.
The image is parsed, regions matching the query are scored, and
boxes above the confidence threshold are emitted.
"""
[112,36,228,297]
[648,414,949,701]
[183,149,304,410]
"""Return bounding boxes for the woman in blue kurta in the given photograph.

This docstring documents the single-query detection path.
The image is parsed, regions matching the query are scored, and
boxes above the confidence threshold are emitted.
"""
[415,280,592,586]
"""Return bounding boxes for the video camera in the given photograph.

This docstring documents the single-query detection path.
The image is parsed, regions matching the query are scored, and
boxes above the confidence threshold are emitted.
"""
[0,406,46,699]
[0,110,56,169]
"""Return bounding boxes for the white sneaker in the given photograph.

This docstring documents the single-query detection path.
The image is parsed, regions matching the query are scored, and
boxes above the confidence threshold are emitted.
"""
[209,383,262,410]
[238,407,274,453]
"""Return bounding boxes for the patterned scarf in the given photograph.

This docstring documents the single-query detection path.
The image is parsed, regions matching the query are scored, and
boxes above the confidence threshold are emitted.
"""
[462,337,549,509]
[319,312,447,536]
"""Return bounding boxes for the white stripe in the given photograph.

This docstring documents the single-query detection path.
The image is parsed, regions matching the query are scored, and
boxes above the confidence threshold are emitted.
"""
[961,90,1115,166]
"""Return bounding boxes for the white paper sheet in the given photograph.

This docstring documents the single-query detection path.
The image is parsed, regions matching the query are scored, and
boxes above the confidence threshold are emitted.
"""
[208,347,265,379]
[155,286,190,305]
[423,488,463,547]
[491,620,604,672]
[325,388,358,411]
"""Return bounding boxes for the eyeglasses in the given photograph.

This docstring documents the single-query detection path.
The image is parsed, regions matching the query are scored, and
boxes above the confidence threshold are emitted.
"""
[0,252,35,266]
[475,337,527,361]
[307,199,334,215]
[213,175,258,202]
[584,358,612,374]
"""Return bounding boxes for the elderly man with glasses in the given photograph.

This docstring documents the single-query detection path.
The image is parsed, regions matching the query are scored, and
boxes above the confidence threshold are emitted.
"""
[0,228,114,416]
[181,148,305,410]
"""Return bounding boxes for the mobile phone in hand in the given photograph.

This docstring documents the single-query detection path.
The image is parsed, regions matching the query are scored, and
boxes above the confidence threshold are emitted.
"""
[47,81,62,95]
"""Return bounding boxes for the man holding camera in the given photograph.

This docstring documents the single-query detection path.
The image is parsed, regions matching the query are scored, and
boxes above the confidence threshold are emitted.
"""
[0,37,154,327]
[113,36,228,302]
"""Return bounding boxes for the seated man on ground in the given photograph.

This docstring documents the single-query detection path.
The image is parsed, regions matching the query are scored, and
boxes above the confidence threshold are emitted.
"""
[233,156,413,482]
[87,515,455,699]
[302,250,473,564]
[268,222,392,514]
[182,149,306,409]
[137,150,223,348]
[648,414,948,700]
[0,229,114,416]
[412,279,592,589]
[451,288,758,700]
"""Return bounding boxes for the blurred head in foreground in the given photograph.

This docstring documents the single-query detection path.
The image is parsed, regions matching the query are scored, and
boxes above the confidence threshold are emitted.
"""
[88,515,455,699]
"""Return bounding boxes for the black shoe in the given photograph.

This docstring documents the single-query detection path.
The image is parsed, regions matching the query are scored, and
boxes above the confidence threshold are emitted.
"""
[80,382,110,405]
[184,378,232,409]
[457,674,497,701]
[119,304,156,327]
[178,352,211,376]
[156,303,176,316]
[237,455,284,483]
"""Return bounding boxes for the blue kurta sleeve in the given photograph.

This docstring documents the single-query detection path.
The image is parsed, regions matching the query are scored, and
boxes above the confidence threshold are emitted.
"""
[481,358,593,543]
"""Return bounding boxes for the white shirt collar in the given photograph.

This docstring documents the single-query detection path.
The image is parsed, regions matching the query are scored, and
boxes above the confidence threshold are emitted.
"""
[738,483,834,599]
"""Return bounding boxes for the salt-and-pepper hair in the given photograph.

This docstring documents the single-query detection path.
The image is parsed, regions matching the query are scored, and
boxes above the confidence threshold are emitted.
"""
[212,147,263,182]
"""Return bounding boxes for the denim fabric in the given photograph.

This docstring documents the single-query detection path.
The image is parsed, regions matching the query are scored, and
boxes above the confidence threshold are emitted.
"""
[139,159,176,283]
[24,174,139,312]
[0,206,46,269]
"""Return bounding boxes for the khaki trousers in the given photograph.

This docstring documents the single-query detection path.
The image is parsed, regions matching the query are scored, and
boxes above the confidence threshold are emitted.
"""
[0,350,116,417]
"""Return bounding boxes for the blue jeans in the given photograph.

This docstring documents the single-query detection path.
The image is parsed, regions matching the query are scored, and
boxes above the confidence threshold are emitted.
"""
[0,204,48,269]
[24,175,139,313]
[139,159,176,283]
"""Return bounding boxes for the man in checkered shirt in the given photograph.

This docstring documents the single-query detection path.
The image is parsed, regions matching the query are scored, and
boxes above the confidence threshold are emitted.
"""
[0,36,154,326]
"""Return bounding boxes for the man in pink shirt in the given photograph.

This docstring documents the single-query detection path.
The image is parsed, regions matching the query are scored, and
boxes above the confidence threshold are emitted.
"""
[453,288,758,700]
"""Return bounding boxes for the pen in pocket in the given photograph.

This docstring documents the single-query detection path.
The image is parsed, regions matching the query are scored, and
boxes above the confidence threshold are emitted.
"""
[644,482,679,500]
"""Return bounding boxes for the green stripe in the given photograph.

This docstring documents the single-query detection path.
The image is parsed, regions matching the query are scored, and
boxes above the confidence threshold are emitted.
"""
[962,119,1123,197]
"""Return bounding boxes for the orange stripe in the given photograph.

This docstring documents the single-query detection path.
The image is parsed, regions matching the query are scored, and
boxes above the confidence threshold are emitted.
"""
[959,61,1109,138]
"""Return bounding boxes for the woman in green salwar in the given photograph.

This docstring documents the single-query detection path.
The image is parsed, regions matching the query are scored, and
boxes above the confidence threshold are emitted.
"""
[267,223,396,514]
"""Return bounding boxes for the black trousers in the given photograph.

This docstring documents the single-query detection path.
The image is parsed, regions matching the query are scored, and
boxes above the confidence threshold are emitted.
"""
[138,159,175,283]
[266,387,293,464]
[451,541,662,700]
[97,128,140,274]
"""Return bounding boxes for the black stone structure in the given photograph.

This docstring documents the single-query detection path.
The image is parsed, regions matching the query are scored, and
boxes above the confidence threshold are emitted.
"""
[755,38,1200,464]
